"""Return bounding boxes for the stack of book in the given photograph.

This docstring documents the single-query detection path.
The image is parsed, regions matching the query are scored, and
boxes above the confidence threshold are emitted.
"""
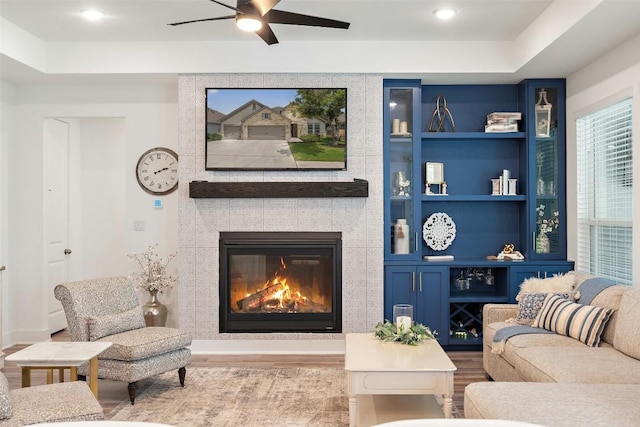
[485,112,521,132]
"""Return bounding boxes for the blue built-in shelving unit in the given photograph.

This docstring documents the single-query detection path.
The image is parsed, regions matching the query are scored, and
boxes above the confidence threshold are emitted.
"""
[383,80,574,349]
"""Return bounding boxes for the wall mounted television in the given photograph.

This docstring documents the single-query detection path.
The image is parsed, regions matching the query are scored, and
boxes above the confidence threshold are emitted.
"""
[205,88,347,171]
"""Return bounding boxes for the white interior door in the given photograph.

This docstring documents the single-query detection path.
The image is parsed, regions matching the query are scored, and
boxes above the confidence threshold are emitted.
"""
[43,118,70,334]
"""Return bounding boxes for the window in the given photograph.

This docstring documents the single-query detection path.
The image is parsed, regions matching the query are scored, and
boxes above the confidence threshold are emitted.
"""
[308,123,321,135]
[262,112,271,120]
[576,98,633,284]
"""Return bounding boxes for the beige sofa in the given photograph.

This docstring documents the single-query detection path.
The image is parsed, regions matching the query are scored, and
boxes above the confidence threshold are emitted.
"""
[464,271,640,426]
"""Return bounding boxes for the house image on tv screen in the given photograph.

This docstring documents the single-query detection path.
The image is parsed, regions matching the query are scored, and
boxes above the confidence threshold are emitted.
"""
[207,99,340,141]
[205,88,346,171]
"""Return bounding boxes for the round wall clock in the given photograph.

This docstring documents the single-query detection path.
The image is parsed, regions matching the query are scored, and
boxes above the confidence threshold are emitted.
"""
[135,147,179,195]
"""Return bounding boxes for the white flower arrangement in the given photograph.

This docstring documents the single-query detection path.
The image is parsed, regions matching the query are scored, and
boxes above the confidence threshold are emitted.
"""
[128,244,177,293]
[536,204,559,234]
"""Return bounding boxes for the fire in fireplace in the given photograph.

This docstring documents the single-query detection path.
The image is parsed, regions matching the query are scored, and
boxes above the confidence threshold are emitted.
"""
[219,232,342,333]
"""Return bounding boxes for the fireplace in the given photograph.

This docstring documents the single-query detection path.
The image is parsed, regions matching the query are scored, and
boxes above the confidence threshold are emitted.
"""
[219,232,342,333]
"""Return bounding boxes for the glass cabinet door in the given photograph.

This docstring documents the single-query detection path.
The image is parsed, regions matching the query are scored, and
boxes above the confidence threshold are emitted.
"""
[385,84,419,258]
[529,82,566,259]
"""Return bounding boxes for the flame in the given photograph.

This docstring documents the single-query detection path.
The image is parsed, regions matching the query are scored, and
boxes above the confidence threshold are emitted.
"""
[231,256,328,313]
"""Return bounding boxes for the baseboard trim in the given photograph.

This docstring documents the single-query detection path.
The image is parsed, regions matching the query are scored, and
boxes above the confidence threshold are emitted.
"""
[189,339,345,355]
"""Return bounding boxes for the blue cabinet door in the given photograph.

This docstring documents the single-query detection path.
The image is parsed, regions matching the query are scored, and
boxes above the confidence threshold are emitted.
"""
[384,266,419,321]
[384,265,447,344]
[520,79,567,260]
[417,266,447,345]
[509,262,575,301]
[384,80,422,261]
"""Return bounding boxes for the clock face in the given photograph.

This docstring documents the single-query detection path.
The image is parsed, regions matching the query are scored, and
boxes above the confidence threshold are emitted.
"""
[136,147,179,195]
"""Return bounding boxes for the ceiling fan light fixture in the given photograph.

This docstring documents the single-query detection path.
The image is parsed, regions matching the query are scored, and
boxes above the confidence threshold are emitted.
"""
[433,8,457,20]
[81,9,105,21]
[236,15,263,32]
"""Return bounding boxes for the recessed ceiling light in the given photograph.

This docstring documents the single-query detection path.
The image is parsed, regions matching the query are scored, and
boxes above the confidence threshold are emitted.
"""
[81,9,104,21]
[433,8,457,20]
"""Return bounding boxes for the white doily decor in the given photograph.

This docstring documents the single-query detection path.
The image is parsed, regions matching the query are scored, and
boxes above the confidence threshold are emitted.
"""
[422,212,456,251]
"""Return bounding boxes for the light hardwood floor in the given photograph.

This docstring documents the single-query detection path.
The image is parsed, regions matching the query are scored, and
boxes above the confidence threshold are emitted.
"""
[1,330,489,420]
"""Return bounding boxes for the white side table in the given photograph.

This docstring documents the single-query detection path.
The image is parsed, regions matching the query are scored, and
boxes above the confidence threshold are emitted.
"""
[5,341,112,398]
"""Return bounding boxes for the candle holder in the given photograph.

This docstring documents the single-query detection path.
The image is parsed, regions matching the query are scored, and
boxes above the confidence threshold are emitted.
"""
[393,304,413,334]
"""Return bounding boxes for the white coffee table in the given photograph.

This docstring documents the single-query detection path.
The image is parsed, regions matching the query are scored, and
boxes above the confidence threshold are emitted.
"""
[5,341,112,398]
[345,333,457,427]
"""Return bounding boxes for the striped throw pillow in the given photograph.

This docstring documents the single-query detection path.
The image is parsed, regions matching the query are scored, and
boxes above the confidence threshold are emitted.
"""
[532,293,613,347]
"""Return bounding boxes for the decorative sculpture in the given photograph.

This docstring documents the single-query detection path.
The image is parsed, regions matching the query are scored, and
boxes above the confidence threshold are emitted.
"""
[428,95,456,132]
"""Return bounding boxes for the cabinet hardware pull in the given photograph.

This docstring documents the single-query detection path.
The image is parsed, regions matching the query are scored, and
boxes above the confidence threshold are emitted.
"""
[532,232,536,251]
[0,265,5,271]
[419,273,423,292]
[411,271,415,293]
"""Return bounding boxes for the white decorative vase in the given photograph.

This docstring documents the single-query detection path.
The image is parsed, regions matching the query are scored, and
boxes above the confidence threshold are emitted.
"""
[394,219,410,254]
[536,232,551,254]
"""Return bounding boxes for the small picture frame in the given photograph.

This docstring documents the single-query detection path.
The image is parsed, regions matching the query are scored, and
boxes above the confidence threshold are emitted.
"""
[426,162,444,184]
[425,162,445,195]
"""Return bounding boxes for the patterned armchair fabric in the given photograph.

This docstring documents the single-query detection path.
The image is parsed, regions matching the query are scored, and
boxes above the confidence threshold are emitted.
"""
[54,276,192,404]
[0,372,103,426]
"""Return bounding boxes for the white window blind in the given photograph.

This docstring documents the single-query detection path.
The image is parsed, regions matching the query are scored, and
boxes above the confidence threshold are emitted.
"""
[576,98,633,284]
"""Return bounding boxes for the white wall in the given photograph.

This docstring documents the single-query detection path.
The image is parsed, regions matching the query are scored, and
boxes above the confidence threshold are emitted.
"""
[0,81,13,360]
[3,84,180,346]
[566,33,640,285]
[76,118,127,278]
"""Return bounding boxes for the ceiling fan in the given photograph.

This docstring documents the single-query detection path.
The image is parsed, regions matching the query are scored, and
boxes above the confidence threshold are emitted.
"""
[168,0,351,45]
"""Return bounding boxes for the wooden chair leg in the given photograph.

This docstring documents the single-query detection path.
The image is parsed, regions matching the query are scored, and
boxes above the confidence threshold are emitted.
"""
[128,382,138,405]
[178,367,186,387]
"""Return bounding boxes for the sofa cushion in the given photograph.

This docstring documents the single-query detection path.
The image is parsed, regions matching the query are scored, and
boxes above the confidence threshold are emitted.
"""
[589,284,629,345]
[513,346,640,383]
[515,292,572,325]
[0,373,12,420]
[97,326,192,361]
[87,307,146,341]
[532,294,612,347]
[464,382,640,427]
[485,321,589,371]
[613,288,640,359]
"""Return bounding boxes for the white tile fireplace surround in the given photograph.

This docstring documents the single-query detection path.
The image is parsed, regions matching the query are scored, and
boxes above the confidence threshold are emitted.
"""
[177,73,384,354]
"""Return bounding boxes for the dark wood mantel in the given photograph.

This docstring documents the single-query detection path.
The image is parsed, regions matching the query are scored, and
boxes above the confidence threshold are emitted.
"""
[189,179,368,198]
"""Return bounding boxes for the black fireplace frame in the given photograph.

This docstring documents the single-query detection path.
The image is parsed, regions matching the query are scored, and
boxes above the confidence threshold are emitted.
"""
[219,232,342,333]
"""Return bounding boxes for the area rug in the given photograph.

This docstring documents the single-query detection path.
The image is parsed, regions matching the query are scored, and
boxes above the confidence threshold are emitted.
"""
[106,367,459,426]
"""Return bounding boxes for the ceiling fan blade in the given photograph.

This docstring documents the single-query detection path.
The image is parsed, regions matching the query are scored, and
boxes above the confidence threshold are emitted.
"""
[264,9,350,29]
[168,15,235,26]
[256,23,279,45]
[209,0,241,13]
[250,0,281,16]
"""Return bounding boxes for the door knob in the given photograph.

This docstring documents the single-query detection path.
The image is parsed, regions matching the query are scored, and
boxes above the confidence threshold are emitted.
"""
[64,249,72,255]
